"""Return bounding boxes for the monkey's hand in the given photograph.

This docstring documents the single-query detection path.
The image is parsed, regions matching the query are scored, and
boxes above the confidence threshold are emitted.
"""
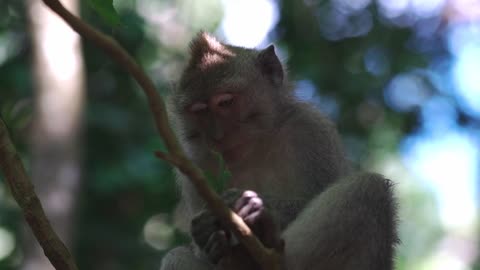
[218,189,284,269]
[191,209,231,264]
[224,189,283,250]
[191,189,282,266]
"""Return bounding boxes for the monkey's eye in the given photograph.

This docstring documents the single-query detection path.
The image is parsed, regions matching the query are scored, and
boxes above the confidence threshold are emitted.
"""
[189,102,209,114]
[216,94,234,107]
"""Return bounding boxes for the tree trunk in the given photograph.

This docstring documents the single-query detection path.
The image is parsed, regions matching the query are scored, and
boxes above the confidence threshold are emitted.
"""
[24,0,84,269]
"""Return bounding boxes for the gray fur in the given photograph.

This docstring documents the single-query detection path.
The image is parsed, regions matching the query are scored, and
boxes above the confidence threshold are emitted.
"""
[161,32,398,270]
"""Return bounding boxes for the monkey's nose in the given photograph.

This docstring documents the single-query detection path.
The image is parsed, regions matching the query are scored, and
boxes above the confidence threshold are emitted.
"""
[210,93,234,115]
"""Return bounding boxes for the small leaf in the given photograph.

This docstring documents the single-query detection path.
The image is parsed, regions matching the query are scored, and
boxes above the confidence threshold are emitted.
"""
[88,0,120,26]
[204,171,220,193]
[204,152,231,193]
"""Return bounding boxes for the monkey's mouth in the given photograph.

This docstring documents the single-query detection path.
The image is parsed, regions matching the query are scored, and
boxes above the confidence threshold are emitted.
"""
[222,145,244,163]
[213,138,251,163]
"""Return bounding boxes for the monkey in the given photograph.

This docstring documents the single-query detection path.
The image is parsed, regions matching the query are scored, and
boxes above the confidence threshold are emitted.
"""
[160,32,398,270]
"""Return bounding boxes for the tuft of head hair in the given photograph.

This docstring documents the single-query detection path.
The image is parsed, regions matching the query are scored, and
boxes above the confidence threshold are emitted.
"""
[187,31,235,71]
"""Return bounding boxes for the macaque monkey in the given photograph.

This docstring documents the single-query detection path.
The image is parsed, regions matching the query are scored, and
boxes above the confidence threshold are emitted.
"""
[160,32,398,270]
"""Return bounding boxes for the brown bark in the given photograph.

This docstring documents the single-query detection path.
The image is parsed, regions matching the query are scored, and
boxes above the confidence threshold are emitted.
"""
[24,0,85,269]
[0,118,79,270]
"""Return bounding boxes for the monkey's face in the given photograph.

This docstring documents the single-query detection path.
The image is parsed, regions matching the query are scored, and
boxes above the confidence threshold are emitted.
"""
[180,84,275,164]
[171,33,286,165]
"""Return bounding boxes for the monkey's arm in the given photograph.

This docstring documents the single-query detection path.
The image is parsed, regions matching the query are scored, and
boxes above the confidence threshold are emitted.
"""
[282,172,397,270]
[160,245,213,270]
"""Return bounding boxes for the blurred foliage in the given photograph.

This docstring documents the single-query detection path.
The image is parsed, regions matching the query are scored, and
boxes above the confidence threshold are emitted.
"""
[88,0,120,26]
[205,153,231,194]
[0,1,31,267]
[0,0,478,269]
[279,0,426,145]
[76,4,181,269]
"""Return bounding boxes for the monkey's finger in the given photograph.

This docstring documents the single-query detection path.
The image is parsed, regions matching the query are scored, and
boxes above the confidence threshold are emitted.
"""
[204,231,229,264]
[207,242,228,264]
[243,209,264,225]
[237,197,263,218]
[204,231,228,250]
[233,190,259,211]
[192,221,221,247]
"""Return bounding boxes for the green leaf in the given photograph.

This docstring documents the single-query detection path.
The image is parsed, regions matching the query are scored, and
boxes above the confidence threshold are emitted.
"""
[205,152,231,193]
[88,0,120,26]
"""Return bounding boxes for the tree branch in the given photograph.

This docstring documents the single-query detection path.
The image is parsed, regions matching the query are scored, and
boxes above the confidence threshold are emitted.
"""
[35,0,283,269]
[0,117,79,270]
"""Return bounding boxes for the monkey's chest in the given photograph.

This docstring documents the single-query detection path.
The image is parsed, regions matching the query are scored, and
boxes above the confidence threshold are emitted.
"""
[227,164,302,198]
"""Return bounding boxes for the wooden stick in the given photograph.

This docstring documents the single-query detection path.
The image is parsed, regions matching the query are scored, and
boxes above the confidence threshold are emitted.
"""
[0,117,79,270]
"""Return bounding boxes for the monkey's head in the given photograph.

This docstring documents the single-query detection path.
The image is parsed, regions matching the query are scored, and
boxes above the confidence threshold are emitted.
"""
[170,32,292,165]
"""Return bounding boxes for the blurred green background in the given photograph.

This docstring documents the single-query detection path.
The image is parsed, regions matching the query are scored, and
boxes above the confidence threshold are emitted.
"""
[0,0,479,269]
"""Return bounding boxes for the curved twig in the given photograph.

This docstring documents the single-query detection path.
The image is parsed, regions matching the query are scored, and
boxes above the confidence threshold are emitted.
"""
[0,117,79,270]
[37,1,282,269]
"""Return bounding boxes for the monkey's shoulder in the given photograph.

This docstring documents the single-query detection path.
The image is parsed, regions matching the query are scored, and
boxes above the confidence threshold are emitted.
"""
[282,102,340,143]
[279,102,348,185]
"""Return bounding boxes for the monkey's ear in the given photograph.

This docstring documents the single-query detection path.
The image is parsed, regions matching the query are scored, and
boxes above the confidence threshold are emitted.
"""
[257,45,284,87]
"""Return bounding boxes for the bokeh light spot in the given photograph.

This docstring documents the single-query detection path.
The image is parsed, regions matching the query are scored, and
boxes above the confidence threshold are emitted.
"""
[384,73,431,112]
[220,0,278,47]
[402,131,478,230]
[452,42,480,117]
[364,46,390,76]
[0,227,15,260]
[143,214,175,250]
